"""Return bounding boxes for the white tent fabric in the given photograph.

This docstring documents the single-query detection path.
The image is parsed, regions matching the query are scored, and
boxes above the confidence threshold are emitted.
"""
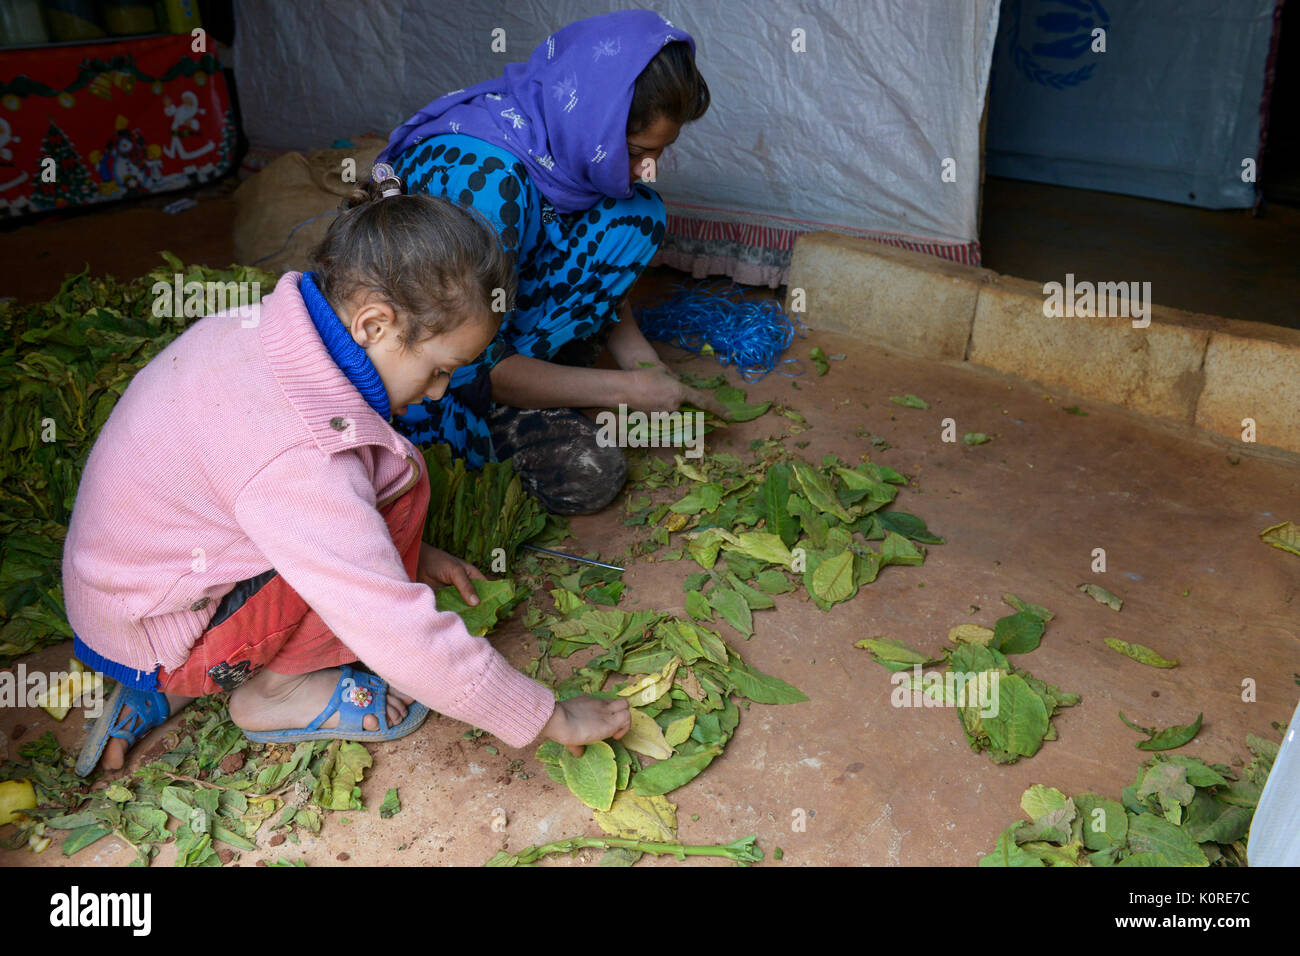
[233,0,1000,284]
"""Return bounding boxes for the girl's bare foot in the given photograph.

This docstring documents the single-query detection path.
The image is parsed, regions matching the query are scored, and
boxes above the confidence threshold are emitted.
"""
[228,668,414,733]
[100,692,194,772]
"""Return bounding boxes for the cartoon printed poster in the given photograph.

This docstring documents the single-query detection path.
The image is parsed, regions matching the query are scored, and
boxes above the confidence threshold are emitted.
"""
[0,33,233,216]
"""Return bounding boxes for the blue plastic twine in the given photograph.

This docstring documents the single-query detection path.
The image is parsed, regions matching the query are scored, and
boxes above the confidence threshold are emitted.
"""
[635,280,807,382]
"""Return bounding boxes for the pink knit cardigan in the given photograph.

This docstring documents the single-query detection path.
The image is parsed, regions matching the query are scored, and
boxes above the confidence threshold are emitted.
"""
[61,271,555,749]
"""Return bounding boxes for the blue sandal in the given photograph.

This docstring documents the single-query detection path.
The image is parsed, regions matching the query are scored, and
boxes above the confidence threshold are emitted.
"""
[241,665,429,744]
[76,683,171,777]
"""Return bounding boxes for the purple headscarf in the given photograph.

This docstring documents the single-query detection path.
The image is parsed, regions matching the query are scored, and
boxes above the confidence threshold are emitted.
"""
[378,9,695,214]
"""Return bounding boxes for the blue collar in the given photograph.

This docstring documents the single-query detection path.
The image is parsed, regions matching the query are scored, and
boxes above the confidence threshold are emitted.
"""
[300,271,391,420]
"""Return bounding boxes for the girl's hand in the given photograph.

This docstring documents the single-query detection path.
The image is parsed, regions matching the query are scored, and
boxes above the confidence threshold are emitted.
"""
[624,366,728,417]
[541,695,631,757]
[418,542,487,605]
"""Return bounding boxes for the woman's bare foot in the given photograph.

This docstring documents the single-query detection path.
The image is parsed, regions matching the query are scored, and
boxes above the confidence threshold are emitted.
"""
[100,692,194,772]
[228,668,414,733]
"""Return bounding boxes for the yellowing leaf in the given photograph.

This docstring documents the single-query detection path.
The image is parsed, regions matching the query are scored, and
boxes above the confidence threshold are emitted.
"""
[1259,521,1300,556]
[558,741,618,811]
[1104,638,1179,668]
[664,715,696,747]
[618,657,681,707]
[620,708,674,760]
[1020,784,1069,821]
[593,790,678,842]
[948,624,995,645]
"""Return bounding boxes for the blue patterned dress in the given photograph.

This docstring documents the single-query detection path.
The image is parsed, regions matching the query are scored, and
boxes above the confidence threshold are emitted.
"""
[389,132,666,471]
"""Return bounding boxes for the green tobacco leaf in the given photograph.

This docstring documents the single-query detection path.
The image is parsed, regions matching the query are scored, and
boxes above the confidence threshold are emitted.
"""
[1118,711,1155,737]
[854,637,933,673]
[1158,754,1229,788]
[1125,812,1208,866]
[435,578,521,636]
[1259,520,1300,556]
[631,746,723,796]
[724,573,775,610]
[790,462,851,521]
[1078,583,1122,610]
[684,589,713,622]
[558,741,618,811]
[1182,791,1252,845]
[724,531,794,568]
[991,611,1046,655]
[312,740,373,812]
[1137,713,1203,752]
[809,551,856,606]
[754,569,794,594]
[876,511,943,544]
[879,532,924,567]
[759,463,800,549]
[1114,851,1172,867]
[714,384,771,422]
[723,653,809,705]
[60,824,112,856]
[810,347,830,376]
[1104,638,1178,668]
[962,433,991,445]
[1074,793,1128,851]
[890,394,929,410]
[379,788,401,819]
[708,587,753,637]
[978,823,1045,867]
[1001,593,1055,622]
[984,675,1049,760]
[1137,763,1195,822]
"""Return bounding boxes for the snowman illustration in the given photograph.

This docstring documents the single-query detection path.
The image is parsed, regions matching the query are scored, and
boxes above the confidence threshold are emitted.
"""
[162,91,214,161]
[0,118,27,193]
[98,126,151,192]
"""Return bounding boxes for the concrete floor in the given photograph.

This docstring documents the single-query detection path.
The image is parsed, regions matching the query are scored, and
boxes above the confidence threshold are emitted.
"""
[1,178,1297,867]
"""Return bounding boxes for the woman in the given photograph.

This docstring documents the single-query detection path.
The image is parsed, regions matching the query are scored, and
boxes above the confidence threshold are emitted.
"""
[377,9,723,514]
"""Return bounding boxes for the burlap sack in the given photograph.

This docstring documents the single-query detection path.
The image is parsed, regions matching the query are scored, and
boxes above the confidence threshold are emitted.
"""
[232,136,387,274]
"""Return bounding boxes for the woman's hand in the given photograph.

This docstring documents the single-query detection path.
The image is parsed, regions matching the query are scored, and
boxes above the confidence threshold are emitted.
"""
[417,542,487,605]
[624,366,728,417]
[540,695,631,757]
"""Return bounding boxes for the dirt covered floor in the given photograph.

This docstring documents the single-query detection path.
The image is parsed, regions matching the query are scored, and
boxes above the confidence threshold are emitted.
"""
[2,305,1296,867]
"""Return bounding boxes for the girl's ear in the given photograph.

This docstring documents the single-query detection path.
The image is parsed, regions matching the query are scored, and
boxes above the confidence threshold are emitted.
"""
[347,296,401,347]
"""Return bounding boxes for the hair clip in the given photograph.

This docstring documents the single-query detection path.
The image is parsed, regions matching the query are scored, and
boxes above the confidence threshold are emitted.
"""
[371,162,402,197]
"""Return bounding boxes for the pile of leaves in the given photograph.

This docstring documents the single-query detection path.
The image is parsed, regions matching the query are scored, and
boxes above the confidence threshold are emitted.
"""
[422,443,564,570]
[0,254,278,666]
[623,446,941,614]
[979,733,1279,867]
[510,563,805,864]
[0,697,381,866]
[857,594,1080,764]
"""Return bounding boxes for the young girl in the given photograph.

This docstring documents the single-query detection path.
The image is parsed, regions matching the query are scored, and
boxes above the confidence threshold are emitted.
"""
[65,169,628,776]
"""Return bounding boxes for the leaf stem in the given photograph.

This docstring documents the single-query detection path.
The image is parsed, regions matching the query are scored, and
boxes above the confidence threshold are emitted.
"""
[485,833,762,866]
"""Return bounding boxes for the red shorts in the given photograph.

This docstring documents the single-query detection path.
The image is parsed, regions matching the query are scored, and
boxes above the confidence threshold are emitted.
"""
[156,465,430,698]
